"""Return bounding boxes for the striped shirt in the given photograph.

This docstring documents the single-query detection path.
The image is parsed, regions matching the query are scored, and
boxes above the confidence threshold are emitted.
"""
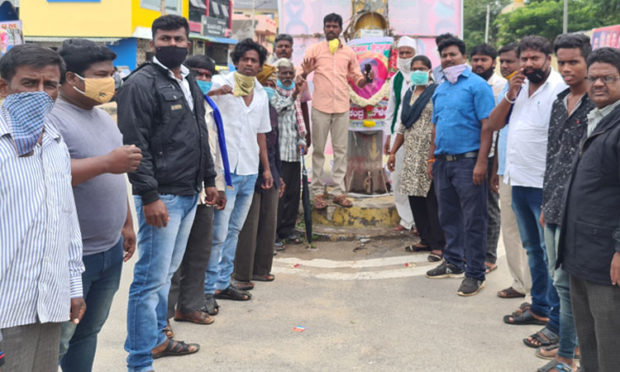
[270,90,306,162]
[0,111,84,329]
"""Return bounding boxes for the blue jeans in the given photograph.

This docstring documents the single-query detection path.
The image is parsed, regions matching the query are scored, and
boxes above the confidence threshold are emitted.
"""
[59,239,123,372]
[125,193,198,372]
[545,224,577,359]
[205,173,258,293]
[511,186,559,332]
[433,158,487,281]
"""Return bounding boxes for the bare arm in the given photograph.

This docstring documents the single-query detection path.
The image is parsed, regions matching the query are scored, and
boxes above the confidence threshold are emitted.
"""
[473,118,493,185]
[487,72,525,131]
[257,133,273,189]
[387,133,405,172]
[70,145,142,186]
[427,125,437,180]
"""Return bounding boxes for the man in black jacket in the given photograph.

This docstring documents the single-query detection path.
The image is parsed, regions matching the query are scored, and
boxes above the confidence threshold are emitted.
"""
[117,15,218,371]
[560,47,620,372]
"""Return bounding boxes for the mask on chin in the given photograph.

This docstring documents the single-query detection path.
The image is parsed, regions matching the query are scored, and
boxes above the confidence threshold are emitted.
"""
[155,46,188,69]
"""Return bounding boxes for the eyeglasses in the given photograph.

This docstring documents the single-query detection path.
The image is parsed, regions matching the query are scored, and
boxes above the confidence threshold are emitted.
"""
[586,75,620,84]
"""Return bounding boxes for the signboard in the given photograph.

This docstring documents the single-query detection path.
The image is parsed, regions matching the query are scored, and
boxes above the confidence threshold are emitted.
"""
[189,0,231,38]
[0,20,22,56]
[592,25,620,49]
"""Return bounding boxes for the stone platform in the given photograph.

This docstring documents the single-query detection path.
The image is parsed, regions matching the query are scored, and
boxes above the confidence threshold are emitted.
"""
[309,192,409,241]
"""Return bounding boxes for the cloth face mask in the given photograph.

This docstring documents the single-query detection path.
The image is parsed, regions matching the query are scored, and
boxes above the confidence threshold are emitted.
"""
[233,72,255,97]
[73,74,115,104]
[2,91,54,156]
[443,64,468,84]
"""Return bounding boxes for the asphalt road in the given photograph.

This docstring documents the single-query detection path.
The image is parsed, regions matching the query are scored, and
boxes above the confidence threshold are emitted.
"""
[91,233,551,372]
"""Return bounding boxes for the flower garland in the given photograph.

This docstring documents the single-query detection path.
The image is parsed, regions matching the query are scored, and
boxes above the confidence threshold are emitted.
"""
[348,81,390,107]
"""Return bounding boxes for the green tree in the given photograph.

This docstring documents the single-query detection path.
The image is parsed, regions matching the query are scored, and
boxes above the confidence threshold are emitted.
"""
[463,0,512,51]
[495,0,620,47]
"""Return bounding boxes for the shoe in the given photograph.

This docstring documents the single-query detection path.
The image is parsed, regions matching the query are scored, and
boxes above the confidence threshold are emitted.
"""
[457,277,485,296]
[174,310,215,325]
[274,240,285,252]
[425,260,464,279]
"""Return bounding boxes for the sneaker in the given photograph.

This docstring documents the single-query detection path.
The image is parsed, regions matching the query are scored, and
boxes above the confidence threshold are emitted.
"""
[425,260,464,279]
[457,277,485,296]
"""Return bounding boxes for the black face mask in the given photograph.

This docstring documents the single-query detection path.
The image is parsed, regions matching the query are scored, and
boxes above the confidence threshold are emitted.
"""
[476,67,494,81]
[155,46,188,69]
[525,68,548,84]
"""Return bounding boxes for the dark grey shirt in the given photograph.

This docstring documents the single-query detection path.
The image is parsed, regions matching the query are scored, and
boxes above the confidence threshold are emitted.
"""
[48,98,127,255]
[542,88,594,226]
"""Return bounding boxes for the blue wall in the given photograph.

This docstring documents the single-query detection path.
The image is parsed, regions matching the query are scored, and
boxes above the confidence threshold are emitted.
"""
[107,38,138,70]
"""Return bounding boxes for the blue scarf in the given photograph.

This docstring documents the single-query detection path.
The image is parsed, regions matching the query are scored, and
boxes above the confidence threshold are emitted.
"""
[3,91,54,156]
[276,79,295,91]
[204,94,232,187]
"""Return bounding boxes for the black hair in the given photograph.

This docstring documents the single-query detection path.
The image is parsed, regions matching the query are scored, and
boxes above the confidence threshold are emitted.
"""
[518,35,552,57]
[412,55,432,69]
[470,43,497,60]
[152,15,189,38]
[587,47,620,73]
[184,54,217,74]
[323,13,343,28]
[553,33,592,59]
[231,38,268,67]
[0,44,66,83]
[59,39,117,76]
[274,34,293,47]
[435,33,455,49]
[438,37,466,56]
[498,42,519,56]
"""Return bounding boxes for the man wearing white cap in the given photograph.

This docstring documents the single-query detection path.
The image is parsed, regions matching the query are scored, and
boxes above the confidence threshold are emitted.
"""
[384,36,416,234]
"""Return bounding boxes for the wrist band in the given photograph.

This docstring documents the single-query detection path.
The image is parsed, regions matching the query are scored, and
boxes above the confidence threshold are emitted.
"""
[504,92,516,104]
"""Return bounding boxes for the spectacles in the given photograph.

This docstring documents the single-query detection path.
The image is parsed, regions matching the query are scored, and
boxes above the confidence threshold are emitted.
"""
[586,75,620,84]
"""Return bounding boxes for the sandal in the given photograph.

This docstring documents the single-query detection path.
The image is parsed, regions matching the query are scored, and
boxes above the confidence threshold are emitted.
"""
[503,309,548,325]
[253,273,275,282]
[163,321,174,339]
[232,281,254,291]
[510,302,532,316]
[485,262,498,274]
[314,195,328,210]
[285,233,302,244]
[405,243,430,252]
[214,286,252,301]
[536,345,559,360]
[333,194,353,208]
[202,294,219,316]
[152,339,200,359]
[497,287,526,299]
[537,360,573,372]
[524,327,559,348]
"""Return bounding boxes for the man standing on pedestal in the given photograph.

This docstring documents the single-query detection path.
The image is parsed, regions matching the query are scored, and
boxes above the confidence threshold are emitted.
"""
[301,13,373,209]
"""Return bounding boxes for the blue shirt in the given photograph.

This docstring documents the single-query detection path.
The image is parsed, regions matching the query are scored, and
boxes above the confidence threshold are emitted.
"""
[497,83,509,175]
[0,111,84,329]
[431,67,495,155]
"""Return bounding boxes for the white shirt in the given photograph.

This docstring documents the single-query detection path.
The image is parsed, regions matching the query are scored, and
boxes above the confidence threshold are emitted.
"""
[487,73,507,158]
[210,72,271,176]
[153,57,193,111]
[384,70,412,137]
[0,114,84,329]
[505,69,567,188]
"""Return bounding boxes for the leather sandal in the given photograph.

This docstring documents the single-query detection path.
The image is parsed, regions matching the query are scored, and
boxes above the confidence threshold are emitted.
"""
[152,339,199,359]
[174,310,214,325]
[333,194,352,208]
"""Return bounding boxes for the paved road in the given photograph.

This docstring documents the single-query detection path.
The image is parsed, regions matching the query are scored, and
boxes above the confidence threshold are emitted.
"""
[94,236,547,371]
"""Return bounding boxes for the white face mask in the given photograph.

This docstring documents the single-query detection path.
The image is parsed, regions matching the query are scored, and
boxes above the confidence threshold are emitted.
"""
[397,56,414,78]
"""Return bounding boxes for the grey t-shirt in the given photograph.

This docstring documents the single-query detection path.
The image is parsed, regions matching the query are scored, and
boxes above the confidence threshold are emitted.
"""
[48,98,127,256]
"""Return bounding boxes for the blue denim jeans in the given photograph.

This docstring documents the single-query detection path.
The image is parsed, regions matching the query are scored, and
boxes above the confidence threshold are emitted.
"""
[433,158,487,281]
[545,224,578,359]
[125,193,198,372]
[205,173,258,294]
[511,186,559,332]
[59,238,123,372]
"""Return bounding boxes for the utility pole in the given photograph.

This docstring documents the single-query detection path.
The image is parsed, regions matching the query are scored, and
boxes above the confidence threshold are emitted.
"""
[484,4,490,43]
[160,0,166,15]
[563,0,568,34]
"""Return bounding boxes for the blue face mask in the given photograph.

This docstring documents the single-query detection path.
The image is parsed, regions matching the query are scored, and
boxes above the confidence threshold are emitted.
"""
[276,79,295,90]
[196,80,213,94]
[410,70,430,86]
[264,87,276,100]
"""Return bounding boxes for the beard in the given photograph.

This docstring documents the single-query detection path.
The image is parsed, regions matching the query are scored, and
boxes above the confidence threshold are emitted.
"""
[525,68,549,84]
[475,66,494,81]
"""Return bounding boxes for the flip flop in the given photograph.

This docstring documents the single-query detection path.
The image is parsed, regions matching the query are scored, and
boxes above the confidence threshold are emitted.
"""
[503,309,548,325]
[497,287,526,298]
[314,195,328,210]
[537,360,573,372]
[333,194,353,208]
[485,262,498,274]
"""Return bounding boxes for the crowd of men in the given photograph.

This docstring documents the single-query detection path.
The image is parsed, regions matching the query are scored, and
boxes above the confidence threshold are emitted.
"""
[0,11,618,372]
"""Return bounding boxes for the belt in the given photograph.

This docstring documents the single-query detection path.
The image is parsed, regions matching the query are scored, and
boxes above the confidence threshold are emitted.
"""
[436,151,479,162]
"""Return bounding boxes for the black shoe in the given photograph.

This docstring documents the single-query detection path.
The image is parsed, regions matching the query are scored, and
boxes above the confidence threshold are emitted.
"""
[425,260,464,279]
[457,277,485,296]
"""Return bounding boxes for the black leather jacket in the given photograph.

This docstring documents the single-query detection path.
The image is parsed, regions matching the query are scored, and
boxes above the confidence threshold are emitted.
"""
[117,62,215,204]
